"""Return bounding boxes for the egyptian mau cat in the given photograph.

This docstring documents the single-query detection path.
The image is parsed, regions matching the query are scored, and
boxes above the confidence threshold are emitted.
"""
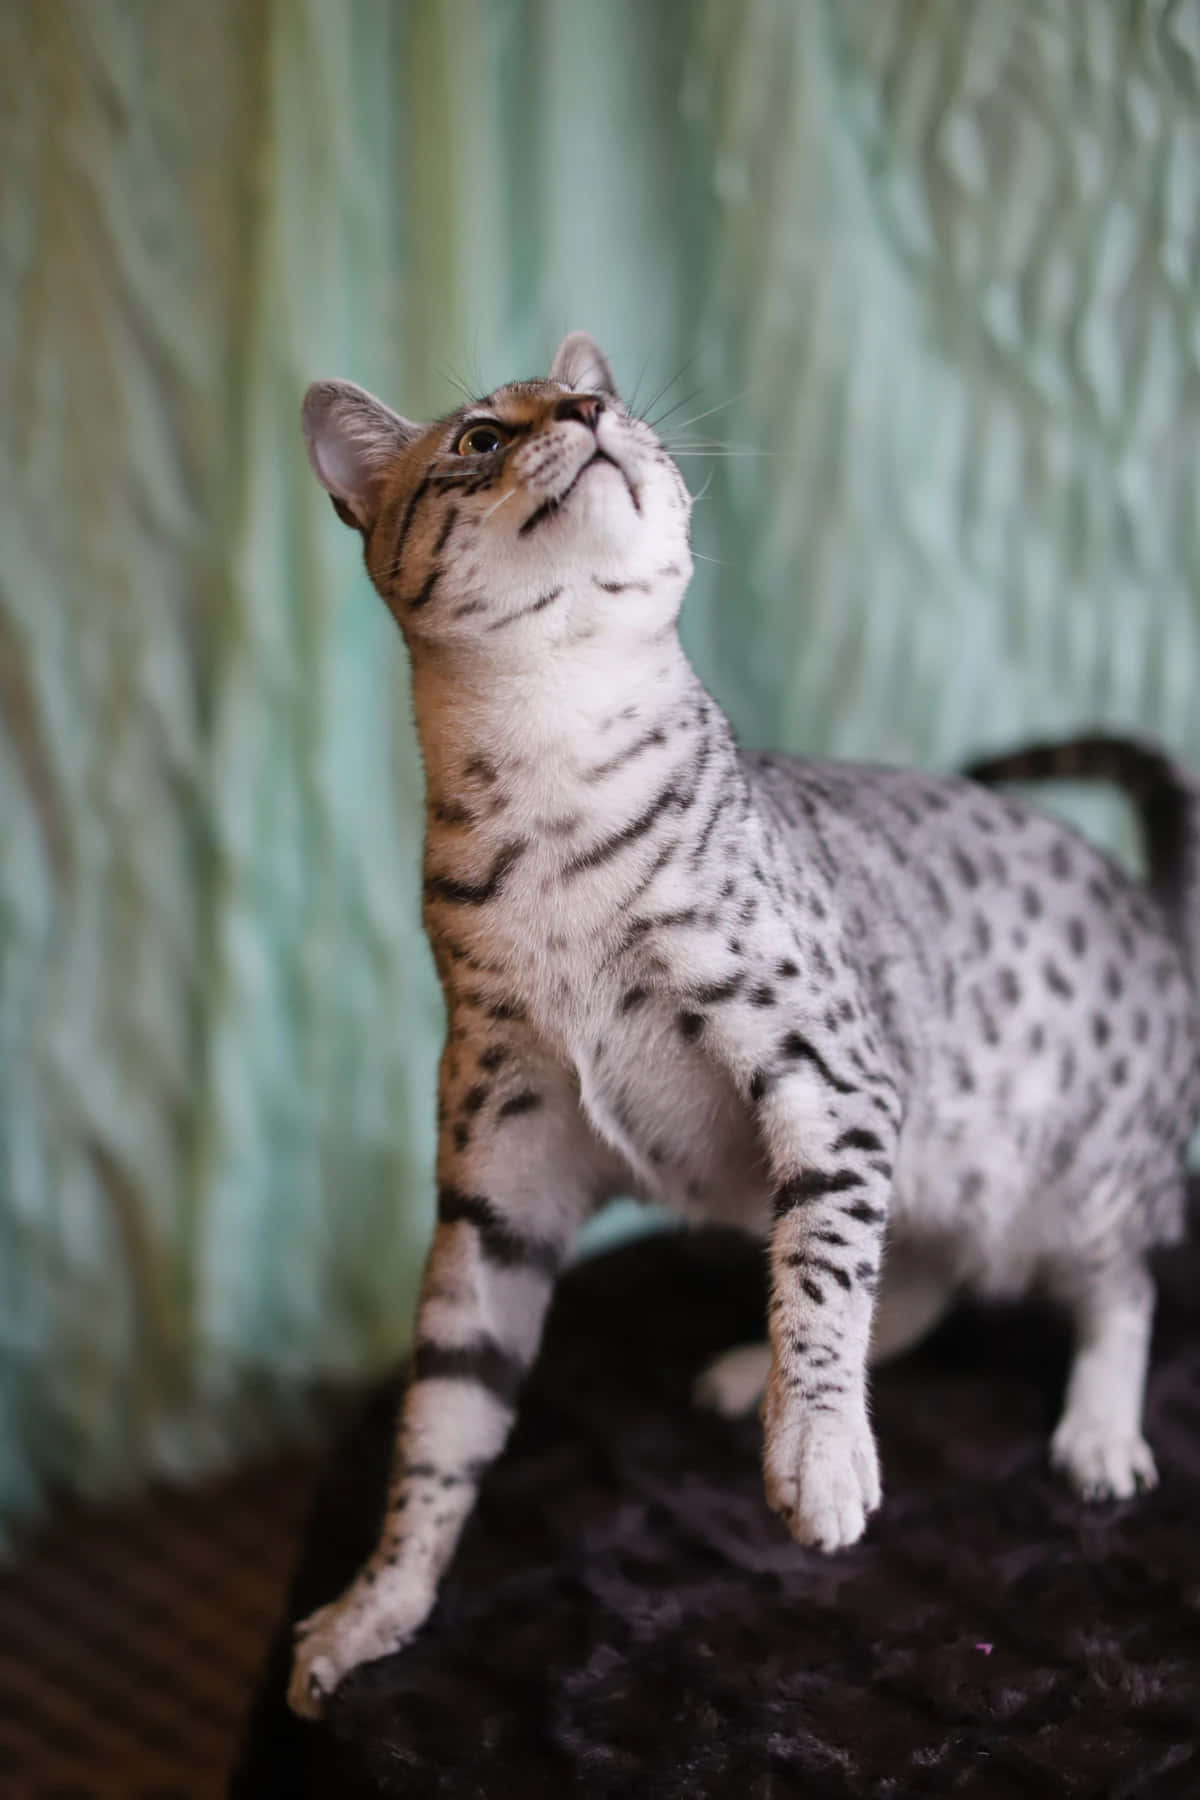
[288,333,1200,1717]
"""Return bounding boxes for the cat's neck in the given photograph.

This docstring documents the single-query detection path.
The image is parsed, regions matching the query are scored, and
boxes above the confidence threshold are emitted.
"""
[410,615,701,817]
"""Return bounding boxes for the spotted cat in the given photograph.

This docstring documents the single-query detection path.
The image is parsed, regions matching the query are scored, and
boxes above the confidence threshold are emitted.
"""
[288,333,1200,1717]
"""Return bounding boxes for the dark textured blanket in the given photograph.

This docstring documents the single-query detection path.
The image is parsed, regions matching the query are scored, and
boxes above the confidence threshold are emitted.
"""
[234,1206,1200,1798]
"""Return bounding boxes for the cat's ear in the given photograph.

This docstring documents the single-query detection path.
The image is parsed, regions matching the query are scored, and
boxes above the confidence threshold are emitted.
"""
[549,331,618,399]
[302,380,420,532]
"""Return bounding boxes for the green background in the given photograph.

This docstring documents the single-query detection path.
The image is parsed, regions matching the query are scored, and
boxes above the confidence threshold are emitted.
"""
[2,0,1198,1533]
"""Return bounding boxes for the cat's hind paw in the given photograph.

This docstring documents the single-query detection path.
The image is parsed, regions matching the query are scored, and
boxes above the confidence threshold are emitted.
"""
[1051,1419,1158,1503]
[692,1342,771,1418]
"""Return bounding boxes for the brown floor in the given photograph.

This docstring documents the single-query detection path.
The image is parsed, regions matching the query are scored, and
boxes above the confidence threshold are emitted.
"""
[0,1456,319,1799]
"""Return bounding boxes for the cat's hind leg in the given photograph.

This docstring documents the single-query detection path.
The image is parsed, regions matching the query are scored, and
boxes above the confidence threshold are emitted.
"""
[868,1243,954,1365]
[1046,1251,1158,1501]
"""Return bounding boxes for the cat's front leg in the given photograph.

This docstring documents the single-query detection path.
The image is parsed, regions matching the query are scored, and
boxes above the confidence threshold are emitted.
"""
[288,1028,607,1718]
[752,1054,899,1551]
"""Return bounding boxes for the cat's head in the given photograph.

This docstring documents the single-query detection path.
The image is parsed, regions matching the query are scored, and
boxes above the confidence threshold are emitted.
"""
[302,332,692,654]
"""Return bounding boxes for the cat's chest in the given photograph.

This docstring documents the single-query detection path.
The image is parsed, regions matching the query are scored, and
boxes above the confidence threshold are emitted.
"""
[435,835,771,1220]
[568,991,772,1225]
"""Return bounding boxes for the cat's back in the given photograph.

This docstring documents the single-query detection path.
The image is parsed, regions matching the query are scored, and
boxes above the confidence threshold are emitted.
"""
[743,747,1199,1145]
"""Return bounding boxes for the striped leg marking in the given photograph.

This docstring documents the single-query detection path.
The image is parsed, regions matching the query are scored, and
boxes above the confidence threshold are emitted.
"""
[754,1066,897,1551]
[288,1037,605,1717]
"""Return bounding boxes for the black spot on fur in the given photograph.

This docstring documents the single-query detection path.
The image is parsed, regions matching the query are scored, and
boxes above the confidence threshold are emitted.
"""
[952,848,980,889]
[694,974,743,1005]
[810,942,835,982]
[1043,960,1074,1000]
[1021,884,1043,920]
[1066,917,1087,956]
[1049,840,1072,879]
[776,959,799,979]
[952,1055,975,1095]
[833,1127,884,1155]
[497,1090,542,1120]
[843,1198,885,1226]
[773,1168,863,1218]
[678,1010,705,1042]
[922,868,950,918]
[478,1045,508,1073]
[779,1033,855,1095]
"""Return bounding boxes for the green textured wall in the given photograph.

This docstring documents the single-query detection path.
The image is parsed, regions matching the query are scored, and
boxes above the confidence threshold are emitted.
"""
[2,0,1198,1533]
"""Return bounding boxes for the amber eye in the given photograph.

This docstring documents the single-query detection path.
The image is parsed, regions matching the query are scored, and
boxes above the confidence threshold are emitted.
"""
[456,421,508,456]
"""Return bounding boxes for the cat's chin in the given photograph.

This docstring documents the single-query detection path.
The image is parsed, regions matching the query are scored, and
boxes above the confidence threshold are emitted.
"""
[563,455,644,541]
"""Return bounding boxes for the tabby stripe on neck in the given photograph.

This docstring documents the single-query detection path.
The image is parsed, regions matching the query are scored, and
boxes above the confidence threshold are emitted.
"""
[690,766,742,866]
[425,839,527,906]
[613,837,679,912]
[584,724,669,783]
[408,566,441,611]
[561,779,681,879]
[487,586,564,631]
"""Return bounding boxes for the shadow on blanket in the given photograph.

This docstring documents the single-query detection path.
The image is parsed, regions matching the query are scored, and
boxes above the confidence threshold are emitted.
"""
[234,1198,1200,1798]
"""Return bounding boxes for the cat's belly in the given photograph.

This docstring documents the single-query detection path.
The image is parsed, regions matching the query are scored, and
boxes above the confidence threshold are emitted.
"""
[570,1020,773,1232]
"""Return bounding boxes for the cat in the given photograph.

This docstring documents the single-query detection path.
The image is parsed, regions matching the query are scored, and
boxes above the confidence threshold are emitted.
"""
[287,332,1200,1717]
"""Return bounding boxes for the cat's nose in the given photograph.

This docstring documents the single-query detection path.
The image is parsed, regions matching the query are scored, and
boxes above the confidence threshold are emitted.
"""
[553,393,606,430]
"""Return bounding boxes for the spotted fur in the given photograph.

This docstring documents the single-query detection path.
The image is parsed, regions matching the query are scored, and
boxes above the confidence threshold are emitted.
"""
[288,333,1200,1716]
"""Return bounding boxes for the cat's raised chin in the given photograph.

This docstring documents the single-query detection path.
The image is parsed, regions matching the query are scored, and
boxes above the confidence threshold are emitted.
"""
[300,331,694,661]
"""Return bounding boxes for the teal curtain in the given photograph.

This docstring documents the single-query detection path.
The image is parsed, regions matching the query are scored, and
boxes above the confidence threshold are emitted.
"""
[2,0,1198,1534]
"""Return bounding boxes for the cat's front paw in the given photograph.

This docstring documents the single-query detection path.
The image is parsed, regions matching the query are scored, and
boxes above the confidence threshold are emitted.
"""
[288,1567,436,1719]
[762,1382,881,1552]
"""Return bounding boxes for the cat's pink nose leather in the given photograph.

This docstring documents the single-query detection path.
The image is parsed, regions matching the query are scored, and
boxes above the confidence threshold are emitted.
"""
[554,393,606,429]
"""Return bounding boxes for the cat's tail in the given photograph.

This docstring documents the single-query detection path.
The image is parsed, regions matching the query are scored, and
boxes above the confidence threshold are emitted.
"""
[965,733,1200,996]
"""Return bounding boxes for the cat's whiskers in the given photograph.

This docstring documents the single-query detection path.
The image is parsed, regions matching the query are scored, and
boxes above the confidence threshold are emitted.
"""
[631,354,701,430]
[482,485,519,524]
[653,391,749,437]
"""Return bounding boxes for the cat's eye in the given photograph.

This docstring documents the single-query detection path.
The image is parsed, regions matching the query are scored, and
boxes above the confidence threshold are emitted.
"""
[456,421,509,456]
